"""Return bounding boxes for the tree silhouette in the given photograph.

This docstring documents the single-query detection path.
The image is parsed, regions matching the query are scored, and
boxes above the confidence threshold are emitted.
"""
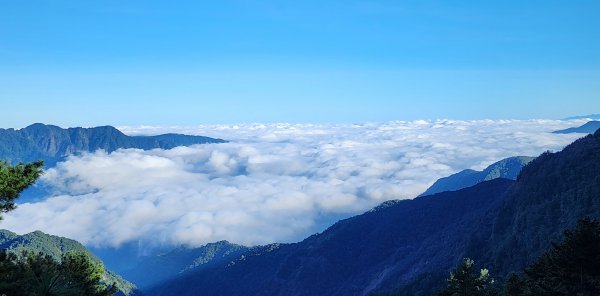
[0,160,118,295]
[439,258,497,296]
[0,251,118,296]
[524,218,600,295]
[502,273,527,296]
[0,160,43,218]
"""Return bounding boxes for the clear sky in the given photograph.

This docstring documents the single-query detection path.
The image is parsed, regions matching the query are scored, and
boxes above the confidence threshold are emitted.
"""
[1,0,599,128]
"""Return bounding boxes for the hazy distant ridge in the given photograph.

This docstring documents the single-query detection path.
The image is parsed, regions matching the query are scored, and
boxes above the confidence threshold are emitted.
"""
[553,121,600,134]
[562,114,600,120]
[0,123,226,166]
[148,130,600,295]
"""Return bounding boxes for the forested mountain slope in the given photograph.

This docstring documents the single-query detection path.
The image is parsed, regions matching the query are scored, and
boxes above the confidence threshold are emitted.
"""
[0,229,139,295]
[0,123,225,166]
[149,130,600,295]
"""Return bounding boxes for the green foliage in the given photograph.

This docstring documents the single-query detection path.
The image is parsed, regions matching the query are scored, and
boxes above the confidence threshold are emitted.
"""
[60,252,118,295]
[439,258,497,296]
[2,230,91,262]
[0,160,43,217]
[0,250,118,295]
[502,273,526,296]
[0,161,136,295]
[471,130,600,284]
[451,218,600,296]
[523,218,600,295]
[146,130,600,296]
[0,230,137,295]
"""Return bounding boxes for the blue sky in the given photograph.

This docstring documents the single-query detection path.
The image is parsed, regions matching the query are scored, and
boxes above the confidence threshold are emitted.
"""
[1,0,599,127]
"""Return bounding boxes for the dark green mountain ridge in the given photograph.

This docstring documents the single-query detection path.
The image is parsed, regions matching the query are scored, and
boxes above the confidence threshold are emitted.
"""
[0,229,138,295]
[0,123,226,166]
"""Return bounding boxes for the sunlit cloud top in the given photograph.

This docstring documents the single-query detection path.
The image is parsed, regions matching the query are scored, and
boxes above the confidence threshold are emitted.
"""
[2,120,584,247]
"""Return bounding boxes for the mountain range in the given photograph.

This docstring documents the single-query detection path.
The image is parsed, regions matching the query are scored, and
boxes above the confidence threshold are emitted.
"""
[0,229,139,295]
[553,120,600,134]
[2,124,600,295]
[120,241,247,289]
[0,123,225,166]
[563,114,600,120]
[97,156,535,291]
[145,130,600,295]
[419,156,534,197]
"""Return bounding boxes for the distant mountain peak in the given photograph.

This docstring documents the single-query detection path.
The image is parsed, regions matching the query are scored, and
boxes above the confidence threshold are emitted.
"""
[25,122,51,129]
[563,114,600,120]
[0,123,226,166]
[113,239,248,289]
[26,229,49,237]
[419,156,535,197]
[146,127,600,296]
[553,120,600,134]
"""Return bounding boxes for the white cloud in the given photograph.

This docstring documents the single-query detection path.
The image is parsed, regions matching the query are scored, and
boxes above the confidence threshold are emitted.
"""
[1,120,585,247]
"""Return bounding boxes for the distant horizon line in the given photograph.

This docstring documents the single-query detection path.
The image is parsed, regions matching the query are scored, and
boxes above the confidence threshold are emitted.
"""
[3,115,599,130]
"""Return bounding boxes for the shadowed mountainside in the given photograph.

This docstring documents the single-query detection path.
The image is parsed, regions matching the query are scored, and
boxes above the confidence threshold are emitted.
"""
[119,241,248,289]
[553,120,600,134]
[148,130,600,295]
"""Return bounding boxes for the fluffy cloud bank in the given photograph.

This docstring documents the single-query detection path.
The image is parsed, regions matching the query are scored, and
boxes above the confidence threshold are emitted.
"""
[2,120,584,247]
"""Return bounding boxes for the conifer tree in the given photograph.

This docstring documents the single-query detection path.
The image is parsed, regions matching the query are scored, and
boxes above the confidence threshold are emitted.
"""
[0,251,118,295]
[439,258,497,296]
[0,160,43,218]
[525,218,600,295]
[503,273,527,296]
[0,160,118,295]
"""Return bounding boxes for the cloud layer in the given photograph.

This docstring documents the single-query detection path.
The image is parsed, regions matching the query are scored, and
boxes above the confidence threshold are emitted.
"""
[2,120,585,247]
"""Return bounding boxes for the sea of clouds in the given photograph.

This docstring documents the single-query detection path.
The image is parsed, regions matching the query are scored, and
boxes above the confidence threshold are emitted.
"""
[2,120,585,248]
